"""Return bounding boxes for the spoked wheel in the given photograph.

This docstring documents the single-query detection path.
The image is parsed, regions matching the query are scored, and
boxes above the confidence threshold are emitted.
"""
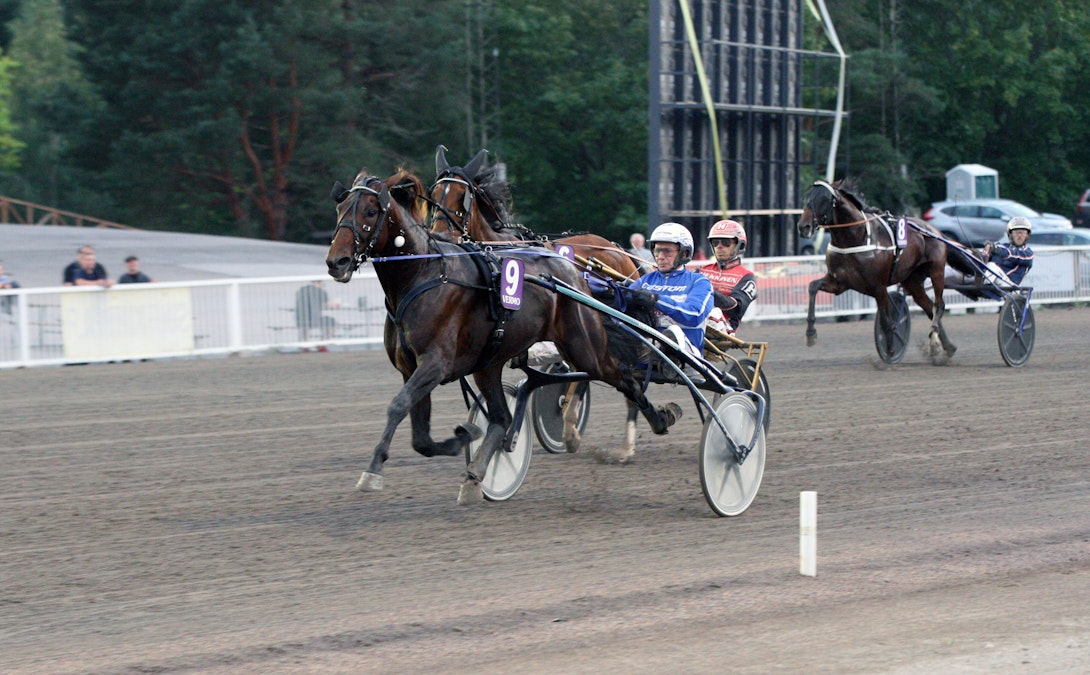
[699,392,766,517]
[721,358,771,431]
[464,382,533,501]
[874,290,911,364]
[998,296,1035,367]
[530,363,591,454]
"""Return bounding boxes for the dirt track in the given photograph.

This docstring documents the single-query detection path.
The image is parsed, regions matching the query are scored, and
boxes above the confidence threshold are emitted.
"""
[3,306,1090,673]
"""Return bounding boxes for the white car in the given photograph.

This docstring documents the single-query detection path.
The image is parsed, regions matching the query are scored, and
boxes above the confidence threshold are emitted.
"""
[922,198,1072,245]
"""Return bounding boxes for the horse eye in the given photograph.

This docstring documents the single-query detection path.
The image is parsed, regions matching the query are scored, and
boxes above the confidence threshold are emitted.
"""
[365,209,378,218]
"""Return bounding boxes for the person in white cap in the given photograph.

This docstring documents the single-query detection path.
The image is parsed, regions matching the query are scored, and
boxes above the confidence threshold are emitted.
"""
[982,216,1034,285]
[629,222,714,360]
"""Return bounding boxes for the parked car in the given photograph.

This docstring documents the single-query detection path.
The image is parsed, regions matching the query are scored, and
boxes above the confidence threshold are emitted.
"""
[922,198,1072,246]
[1075,189,1090,228]
[1001,227,1090,247]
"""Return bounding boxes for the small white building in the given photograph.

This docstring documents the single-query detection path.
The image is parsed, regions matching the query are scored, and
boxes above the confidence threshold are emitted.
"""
[945,164,999,201]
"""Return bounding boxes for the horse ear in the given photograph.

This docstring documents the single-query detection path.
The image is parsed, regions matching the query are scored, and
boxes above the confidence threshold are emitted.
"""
[464,148,488,179]
[435,145,450,175]
[331,181,348,203]
[378,183,391,210]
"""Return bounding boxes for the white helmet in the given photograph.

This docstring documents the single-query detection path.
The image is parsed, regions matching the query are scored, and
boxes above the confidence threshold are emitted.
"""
[1007,216,1032,234]
[648,222,694,269]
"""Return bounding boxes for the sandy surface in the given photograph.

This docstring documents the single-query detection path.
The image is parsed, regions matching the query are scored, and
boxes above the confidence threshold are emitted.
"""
[2,306,1089,673]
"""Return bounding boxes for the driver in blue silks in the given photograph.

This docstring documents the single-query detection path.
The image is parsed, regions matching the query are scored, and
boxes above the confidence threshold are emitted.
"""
[983,216,1034,285]
[628,222,714,360]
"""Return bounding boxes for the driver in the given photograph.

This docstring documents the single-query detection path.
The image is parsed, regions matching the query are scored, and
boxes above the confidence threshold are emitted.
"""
[698,219,758,334]
[629,222,714,360]
[982,216,1034,285]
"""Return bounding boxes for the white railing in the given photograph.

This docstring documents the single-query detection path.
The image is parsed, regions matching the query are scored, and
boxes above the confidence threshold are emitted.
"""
[2,248,1088,369]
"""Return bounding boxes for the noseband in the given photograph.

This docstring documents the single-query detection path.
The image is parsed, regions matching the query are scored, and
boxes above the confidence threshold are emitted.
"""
[334,177,392,269]
[804,180,879,230]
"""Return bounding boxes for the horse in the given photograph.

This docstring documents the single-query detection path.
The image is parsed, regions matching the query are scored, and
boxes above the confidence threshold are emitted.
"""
[797,179,957,362]
[430,146,642,282]
[428,145,644,454]
[325,168,683,503]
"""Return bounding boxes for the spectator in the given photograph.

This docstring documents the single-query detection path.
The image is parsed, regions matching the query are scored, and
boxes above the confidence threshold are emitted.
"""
[0,260,21,314]
[698,219,758,334]
[118,255,155,284]
[629,222,714,360]
[63,245,108,286]
[71,247,113,288]
[295,280,340,340]
[628,232,654,273]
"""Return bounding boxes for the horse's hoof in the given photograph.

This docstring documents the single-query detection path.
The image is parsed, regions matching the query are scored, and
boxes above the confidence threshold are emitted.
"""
[805,334,817,347]
[589,447,632,465]
[658,402,683,429]
[356,471,383,492]
[946,345,958,358]
[457,481,483,505]
[563,432,582,454]
[455,423,483,443]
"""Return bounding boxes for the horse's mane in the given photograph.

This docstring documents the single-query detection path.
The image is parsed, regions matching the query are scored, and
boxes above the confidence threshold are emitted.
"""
[837,178,884,215]
[387,168,427,222]
[470,164,513,226]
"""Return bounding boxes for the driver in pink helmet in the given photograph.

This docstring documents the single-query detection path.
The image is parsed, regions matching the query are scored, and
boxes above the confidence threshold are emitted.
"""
[698,219,758,334]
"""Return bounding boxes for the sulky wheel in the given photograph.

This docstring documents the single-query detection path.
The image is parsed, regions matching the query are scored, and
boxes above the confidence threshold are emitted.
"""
[722,358,771,432]
[699,392,766,517]
[530,363,591,454]
[998,296,1035,367]
[464,382,533,501]
[874,290,911,364]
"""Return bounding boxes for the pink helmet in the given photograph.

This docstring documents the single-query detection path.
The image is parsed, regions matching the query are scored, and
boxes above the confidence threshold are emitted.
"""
[708,219,747,253]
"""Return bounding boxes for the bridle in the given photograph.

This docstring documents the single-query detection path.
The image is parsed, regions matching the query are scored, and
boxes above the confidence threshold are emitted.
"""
[332,176,392,270]
[429,172,477,240]
[804,180,882,231]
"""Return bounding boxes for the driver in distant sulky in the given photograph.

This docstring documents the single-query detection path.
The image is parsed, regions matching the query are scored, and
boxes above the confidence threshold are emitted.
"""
[698,219,758,334]
[982,216,1034,285]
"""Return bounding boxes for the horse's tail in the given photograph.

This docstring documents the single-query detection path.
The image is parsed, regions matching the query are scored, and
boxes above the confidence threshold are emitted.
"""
[592,285,656,366]
[946,241,982,277]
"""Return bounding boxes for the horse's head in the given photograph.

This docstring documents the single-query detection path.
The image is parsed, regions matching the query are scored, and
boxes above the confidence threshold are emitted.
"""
[429,145,509,241]
[326,169,425,282]
[797,180,842,239]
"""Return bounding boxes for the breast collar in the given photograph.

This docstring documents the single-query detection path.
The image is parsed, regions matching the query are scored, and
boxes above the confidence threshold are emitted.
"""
[827,214,896,255]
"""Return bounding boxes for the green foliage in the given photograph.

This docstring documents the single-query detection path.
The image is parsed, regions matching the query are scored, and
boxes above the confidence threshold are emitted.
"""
[0,55,23,172]
[828,0,1090,216]
[0,0,1087,243]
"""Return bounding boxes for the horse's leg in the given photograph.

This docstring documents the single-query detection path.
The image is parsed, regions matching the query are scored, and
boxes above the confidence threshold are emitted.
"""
[408,394,481,458]
[459,366,512,505]
[805,277,824,346]
[358,364,452,492]
[589,399,642,465]
[561,382,585,453]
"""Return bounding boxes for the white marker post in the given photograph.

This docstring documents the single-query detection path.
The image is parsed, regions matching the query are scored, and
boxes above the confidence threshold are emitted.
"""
[800,491,817,577]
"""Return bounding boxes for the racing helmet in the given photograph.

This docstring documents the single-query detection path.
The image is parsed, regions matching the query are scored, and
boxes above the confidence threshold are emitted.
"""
[1007,216,1033,234]
[708,219,747,253]
[648,222,694,269]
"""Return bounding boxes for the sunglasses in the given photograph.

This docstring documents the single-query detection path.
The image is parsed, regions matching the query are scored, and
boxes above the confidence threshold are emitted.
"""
[711,238,738,248]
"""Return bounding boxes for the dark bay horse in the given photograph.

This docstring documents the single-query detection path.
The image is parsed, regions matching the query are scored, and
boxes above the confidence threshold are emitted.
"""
[429,146,645,456]
[430,146,642,282]
[325,168,682,502]
[797,179,956,362]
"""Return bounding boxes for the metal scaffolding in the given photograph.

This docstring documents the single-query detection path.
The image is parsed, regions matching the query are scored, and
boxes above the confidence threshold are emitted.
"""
[649,0,846,257]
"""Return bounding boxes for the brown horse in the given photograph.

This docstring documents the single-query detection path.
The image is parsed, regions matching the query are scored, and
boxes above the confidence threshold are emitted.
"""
[430,146,642,281]
[797,179,956,362]
[429,146,645,455]
[325,168,682,502]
